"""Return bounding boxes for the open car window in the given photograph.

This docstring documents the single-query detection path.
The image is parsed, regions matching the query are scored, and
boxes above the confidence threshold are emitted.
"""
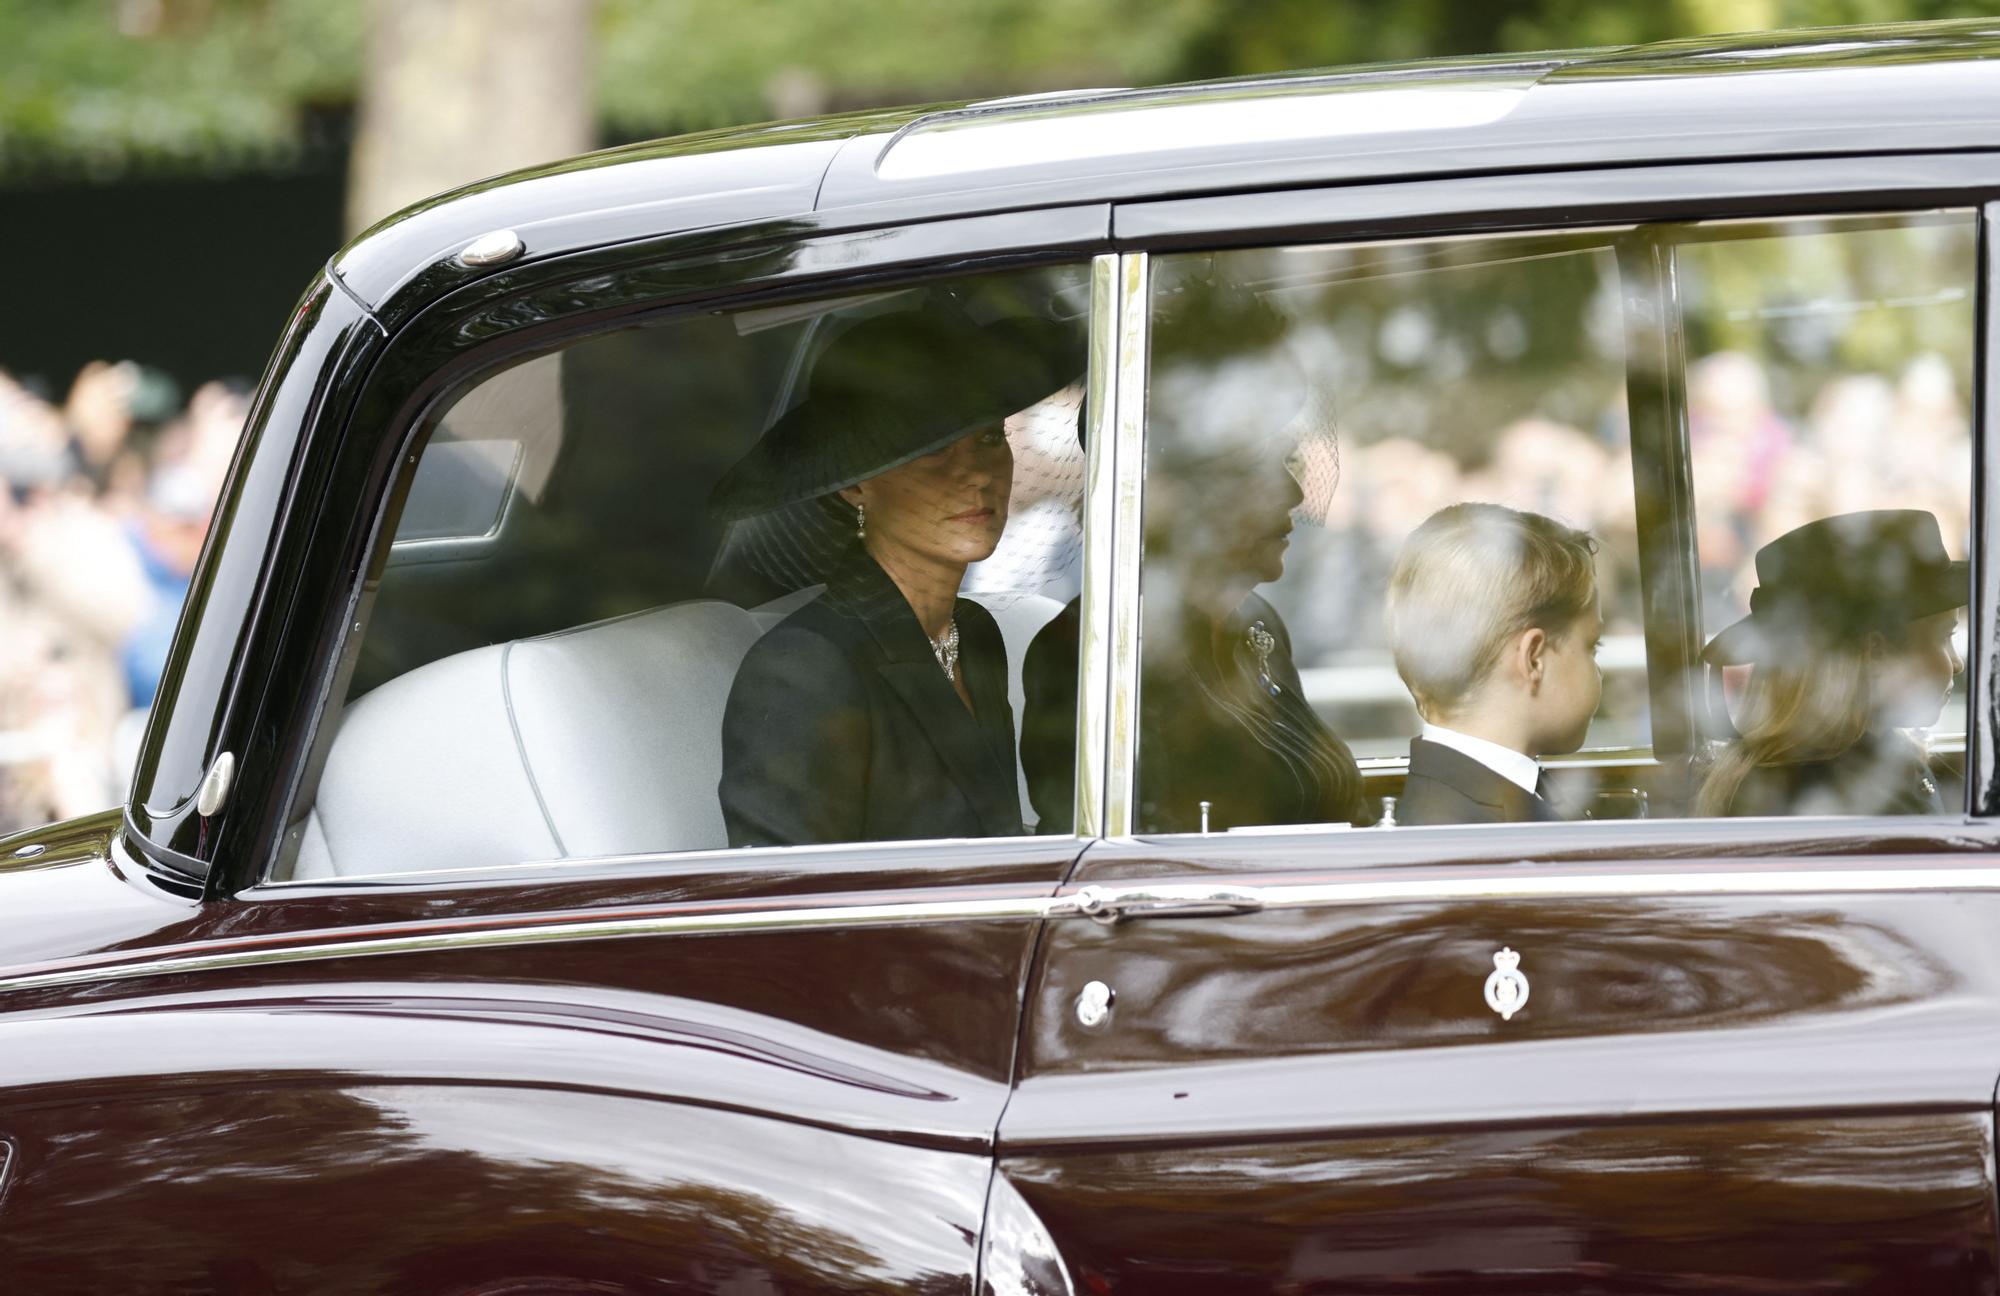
[278,263,1092,881]
[1134,208,1977,833]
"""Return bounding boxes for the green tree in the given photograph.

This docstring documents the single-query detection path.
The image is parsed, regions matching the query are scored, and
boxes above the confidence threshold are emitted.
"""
[0,0,1993,179]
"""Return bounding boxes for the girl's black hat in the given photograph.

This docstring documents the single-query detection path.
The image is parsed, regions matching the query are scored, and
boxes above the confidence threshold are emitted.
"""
[1702,509,1967,666]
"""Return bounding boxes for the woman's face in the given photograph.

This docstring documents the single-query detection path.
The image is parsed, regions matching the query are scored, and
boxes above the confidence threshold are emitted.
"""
[849,425,1014,568]
[1239,450,1305,586]
[1871,608,1963,729]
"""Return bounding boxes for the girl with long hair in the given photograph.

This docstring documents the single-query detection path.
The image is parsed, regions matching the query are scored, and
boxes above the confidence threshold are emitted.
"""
[1696,510,1965,818]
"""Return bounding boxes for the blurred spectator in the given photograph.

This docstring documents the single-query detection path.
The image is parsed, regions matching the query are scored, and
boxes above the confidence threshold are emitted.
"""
[0,362,242,832]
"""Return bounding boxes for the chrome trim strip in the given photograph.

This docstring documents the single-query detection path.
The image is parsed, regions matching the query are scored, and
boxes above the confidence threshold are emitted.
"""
[1973,200,1998,816]
[1044,864,2000,918]
[1073,253,1120,838]
[258,832,1084,889]
[0,894,1051,995]
[1103,253,1150,838]
[14,862,2000,995]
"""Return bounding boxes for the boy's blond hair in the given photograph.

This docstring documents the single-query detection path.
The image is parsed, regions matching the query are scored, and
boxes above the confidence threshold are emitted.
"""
[1386,502,1599,720]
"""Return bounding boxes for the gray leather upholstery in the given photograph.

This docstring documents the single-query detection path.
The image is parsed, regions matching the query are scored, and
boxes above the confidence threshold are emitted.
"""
[290,583,1060,879]
[293,599,765,878]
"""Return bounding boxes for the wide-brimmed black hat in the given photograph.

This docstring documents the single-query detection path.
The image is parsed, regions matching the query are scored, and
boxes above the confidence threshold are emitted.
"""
[710,299,1081,521]
[1703,509,1967,666]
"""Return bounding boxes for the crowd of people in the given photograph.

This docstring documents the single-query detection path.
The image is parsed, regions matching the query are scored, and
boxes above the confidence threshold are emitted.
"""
[0,361,243,834]
[1270,348,1973,754]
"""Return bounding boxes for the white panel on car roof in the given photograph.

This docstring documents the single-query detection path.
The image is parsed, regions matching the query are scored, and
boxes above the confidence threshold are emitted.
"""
[876,82,1530,181]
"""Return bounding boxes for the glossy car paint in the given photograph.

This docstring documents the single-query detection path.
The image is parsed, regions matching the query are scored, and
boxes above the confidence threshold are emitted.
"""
[6,1084,992,1294]
[128,275,383,868]
[1004,833,2000,1290]
[1,17,1998,1295]
[0,827,1073,1291]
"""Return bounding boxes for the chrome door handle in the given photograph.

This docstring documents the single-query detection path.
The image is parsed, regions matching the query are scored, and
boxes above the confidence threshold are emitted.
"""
[1066,883,1264,924]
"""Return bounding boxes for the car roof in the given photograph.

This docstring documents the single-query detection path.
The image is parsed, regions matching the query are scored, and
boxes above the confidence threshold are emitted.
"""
[331,18,2000,313]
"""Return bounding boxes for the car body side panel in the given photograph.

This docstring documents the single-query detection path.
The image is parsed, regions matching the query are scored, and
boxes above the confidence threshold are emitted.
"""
[999,840,2000,1289]
[3,1081,987,1295]
[0,856,1061,1290]
[1001,1113,1997,1295]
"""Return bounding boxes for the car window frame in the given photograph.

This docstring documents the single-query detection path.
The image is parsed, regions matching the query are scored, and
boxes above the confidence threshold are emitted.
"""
[1092,155,2000,842]
[227,207,1116,895]
[219,159,2000,893]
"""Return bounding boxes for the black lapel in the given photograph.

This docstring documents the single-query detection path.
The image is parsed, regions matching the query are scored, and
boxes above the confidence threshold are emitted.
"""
[827,557,1021,836]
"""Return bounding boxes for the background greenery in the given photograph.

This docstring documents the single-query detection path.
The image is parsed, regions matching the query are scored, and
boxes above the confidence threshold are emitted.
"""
[1,0,1991,177]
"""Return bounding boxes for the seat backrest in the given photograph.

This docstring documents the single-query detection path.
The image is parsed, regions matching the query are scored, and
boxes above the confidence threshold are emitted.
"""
[294,599,765,878]
[291,586,1061,879]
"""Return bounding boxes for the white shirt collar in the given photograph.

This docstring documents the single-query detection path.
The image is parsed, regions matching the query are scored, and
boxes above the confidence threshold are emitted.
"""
[1420,724,1542,795]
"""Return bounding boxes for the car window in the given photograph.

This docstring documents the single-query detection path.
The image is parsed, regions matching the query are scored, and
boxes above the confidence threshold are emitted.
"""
[1676,213,1976,749]
[278,264,1092,880]
[1134,210,1976,834]
[1130,231,1638,835]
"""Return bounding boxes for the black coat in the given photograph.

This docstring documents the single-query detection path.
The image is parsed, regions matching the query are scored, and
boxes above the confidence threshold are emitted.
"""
[719,555,1024,847]
[1397,737,1562,827]
[1715,730,1945,818]
[1021,594,1366,834]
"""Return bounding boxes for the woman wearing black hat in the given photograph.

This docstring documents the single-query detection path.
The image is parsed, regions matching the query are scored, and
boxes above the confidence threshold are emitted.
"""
[1696,509,1967,818]
[711,298,1077,848]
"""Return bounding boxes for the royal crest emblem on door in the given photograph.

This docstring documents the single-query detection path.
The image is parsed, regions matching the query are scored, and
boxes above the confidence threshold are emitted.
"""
[1484,947,1530,1021]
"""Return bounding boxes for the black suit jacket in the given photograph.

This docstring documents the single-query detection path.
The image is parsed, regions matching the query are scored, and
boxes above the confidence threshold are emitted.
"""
[719,555,1024,847]
[1397,737,1562,827]
[1021,594,1367,833]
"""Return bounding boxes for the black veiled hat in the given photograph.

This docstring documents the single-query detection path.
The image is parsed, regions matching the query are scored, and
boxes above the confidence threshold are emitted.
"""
[710,299,1081,521]
[1702,509,1968,666]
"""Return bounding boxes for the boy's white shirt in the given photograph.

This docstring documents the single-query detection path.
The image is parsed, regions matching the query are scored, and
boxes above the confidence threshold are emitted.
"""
[1419,723,1542,795]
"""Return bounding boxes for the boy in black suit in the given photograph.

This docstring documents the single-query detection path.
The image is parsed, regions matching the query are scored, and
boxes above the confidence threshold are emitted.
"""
[1385,503,1603,826]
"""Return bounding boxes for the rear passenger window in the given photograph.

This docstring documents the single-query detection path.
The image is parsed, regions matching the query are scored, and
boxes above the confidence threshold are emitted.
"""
[1131,210,1975,834]
[1676,214,1976,810]
[282,265,1091,879]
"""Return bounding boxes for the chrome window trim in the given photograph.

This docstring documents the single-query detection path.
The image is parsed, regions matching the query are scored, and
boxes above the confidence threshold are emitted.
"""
[14,856,2000,995]
[258,831,1086,890]
[1074,251,1149,839]
[1073,254,1119,838]
[1975,201,1999,816]
[1105,253,1150,837]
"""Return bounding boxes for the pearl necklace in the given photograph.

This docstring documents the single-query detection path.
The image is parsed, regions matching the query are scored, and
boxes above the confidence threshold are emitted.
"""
[930,618,960,681]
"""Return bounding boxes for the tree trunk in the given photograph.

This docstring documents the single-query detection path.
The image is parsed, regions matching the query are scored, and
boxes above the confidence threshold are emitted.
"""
[346,0,595,237]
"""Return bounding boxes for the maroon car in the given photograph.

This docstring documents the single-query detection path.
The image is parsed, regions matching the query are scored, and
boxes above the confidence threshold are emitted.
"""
[7,19,2000,1293]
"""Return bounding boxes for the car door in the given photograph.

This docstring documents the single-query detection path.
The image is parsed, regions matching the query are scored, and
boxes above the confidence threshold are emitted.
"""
[992,195,2000,1290]
[0,219,1110,1294]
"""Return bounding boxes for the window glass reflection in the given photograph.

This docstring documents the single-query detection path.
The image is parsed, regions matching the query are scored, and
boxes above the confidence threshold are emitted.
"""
[1134,210,1976,832]
[283,266,1089,879]
[1132,234,1637,833]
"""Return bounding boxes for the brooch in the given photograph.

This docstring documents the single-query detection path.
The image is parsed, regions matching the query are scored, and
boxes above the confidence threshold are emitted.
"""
[1245,620,1281,697]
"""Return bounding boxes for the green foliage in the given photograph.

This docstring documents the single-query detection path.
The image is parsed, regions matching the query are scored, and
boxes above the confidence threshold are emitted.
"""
[594,0,1211,135]
[0,0,1994,173]
[0,0,361,171]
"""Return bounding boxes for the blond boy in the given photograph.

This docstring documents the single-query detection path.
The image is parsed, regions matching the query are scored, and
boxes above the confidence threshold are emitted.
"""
[1385,503,1602,826]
